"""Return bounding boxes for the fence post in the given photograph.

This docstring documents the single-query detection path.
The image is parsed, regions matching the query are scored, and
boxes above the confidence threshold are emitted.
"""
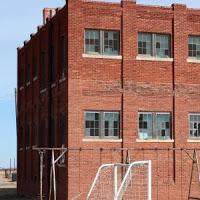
[39,151,44,200]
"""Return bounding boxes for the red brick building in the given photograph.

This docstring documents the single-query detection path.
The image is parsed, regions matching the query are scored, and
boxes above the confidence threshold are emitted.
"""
[17,0,200,199]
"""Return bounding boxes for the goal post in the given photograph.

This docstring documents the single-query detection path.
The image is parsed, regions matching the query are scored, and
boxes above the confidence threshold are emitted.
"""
[115,161,152,200]
[87,160,152,200]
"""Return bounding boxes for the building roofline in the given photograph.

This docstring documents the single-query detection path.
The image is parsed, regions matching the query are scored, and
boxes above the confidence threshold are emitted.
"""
[18,4,66,52]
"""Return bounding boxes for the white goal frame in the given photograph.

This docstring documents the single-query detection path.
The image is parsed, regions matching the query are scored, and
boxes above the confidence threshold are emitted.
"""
[87,160,152,200]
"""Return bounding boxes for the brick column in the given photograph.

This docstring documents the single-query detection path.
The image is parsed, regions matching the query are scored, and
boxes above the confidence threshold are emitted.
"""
[172,4,187,147]
[121,0,137,149]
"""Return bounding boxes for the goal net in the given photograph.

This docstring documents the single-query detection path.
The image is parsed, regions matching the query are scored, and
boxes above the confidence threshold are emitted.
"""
[87,161,152,200]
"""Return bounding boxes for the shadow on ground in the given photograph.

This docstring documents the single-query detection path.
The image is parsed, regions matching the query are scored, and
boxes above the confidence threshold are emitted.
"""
[0,188,30,200]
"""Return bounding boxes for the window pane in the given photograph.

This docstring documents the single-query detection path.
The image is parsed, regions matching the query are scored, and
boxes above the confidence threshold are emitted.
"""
[50,47,56,83]
[155,34,170,58]
[19,67,24,87]
[103,31,120,55]
[26,123,30,147]
[85,30,100,54]
[26,64,31,83]
[85,112,100,137]
[60,112,66,146]
[188,36,200,60]
[33,56,37,78]
[60,36,66,76]
[189,114,200,139]
[103,112,119,137]
[138,113,152,140]
[138,33,152,56]
[50,118,55,147]
[40,52,46,90]
[39,120,45,147]
[156,113,171,140]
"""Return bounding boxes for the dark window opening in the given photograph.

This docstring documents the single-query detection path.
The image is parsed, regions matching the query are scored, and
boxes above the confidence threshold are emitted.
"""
[61,36,66,77]
[26,64,31,83]
[50,46,56,83]
[33,56,37,78]
[40,52,46,90]
[60,112,66,146]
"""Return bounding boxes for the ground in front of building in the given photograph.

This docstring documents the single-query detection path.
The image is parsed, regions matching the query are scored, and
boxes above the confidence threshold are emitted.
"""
[0,174,31,200]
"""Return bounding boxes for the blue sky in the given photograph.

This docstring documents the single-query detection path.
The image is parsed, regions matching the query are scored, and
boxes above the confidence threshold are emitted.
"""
[0,0,200,168]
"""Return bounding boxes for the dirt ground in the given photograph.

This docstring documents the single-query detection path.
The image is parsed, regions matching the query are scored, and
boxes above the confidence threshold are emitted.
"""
[0,175,31,200]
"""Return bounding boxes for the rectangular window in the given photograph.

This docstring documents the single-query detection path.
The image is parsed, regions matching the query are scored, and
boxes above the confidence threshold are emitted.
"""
[25,123,30,147]
[40,52,46,90]
[19,126,24,148]
[85,111,120,139]
[188,36,200,60]
[60,112,66,146]
[85,30,100,54]
[51,46,56,83]
[50,117,55,147]
[138,32,171,58]
[33,56,37,78]
[61,36,66,77]
[26,64,31,83]
[189,114,200,139]
[104,31,120,55]
[32,122,38,146]
[85,30,120,56]
[19,67,24,87]
[138,33,152,56]
[39,120,45,147]
[138,112,171,140]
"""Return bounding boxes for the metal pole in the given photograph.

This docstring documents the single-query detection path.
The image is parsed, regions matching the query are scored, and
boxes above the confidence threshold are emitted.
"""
[52,150,56,200]
[49,166,53,200]
[114,165,118,199]
[148,160,152,200]
[10,158,11,175]
[14,158,16,170]
[40,151,44,200]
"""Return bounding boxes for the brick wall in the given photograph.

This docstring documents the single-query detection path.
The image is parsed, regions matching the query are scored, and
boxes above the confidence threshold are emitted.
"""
[17,0,200,199]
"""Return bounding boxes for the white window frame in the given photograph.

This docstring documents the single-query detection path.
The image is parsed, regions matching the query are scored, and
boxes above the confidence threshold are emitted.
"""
[188,35,200,61]
[188,113,200,140]
[138,32,171,59]
[84,111,120,139]
[84,29,120,56]
[138,112,171,140]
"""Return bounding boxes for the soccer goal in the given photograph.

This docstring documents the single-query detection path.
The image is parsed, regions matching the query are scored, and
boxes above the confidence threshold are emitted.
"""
[87,160,152,200]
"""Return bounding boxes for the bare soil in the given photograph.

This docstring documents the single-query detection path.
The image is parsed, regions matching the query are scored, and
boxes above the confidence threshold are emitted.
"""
[0,175,31,200]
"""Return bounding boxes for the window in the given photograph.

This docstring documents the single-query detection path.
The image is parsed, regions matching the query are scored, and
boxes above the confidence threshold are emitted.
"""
[189,114,200,139]
[60,112,66,146]
[26,64,31,83]
[188,36,200,60]
[39,120,45,147]
[32,122,38,146]
[61,36,66,77]
[25,123,30,147]
[19,126,24,148]
[40,52,46,89]
[104,31,120,55]
[138,33,171,58]
[85,30,120,56]
[33,56,37,78]
[85,111,120,138]
[50,117,55,147]
[18,67,24,88]
[138,33,152,56]
[138,112,171,140]
[51,46,56,83]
